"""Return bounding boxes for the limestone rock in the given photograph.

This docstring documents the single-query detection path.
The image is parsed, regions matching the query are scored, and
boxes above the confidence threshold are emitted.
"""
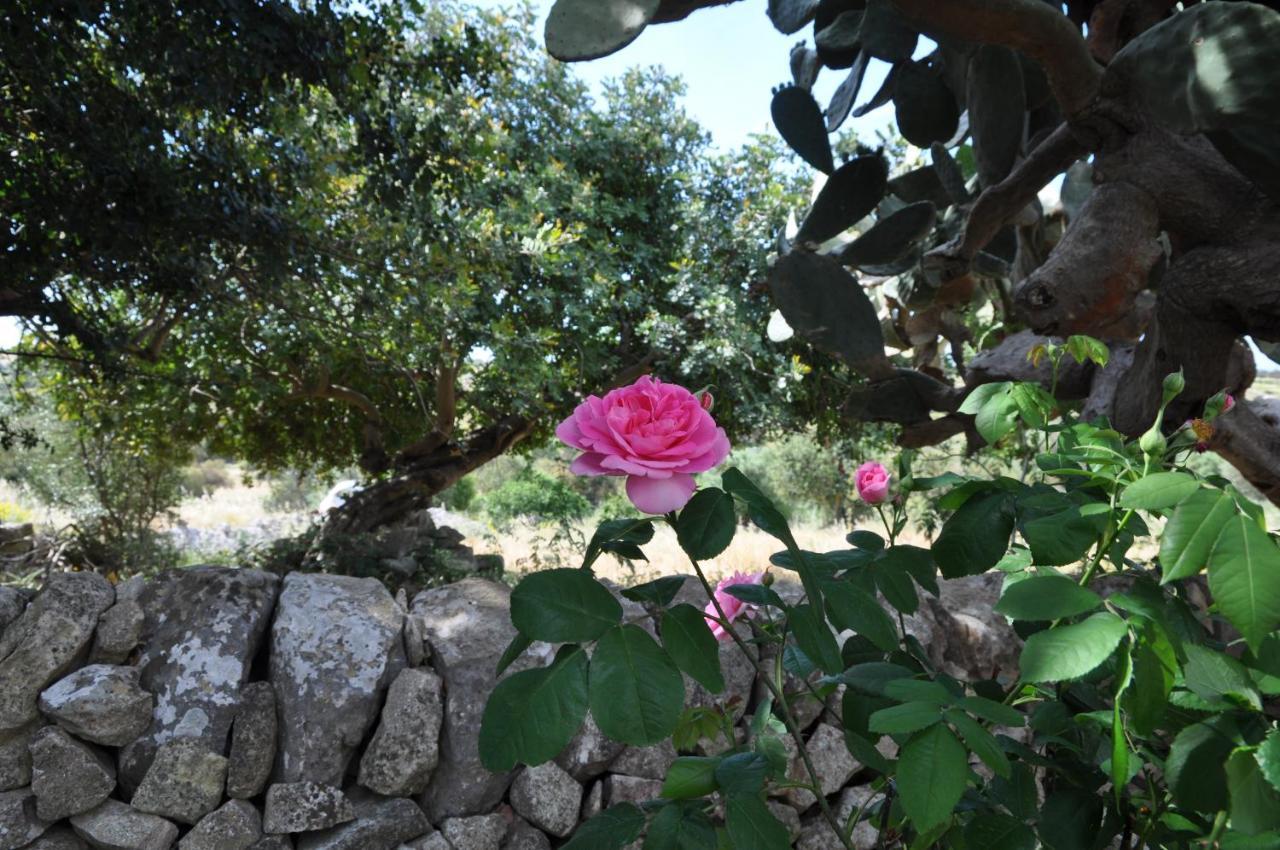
[270,573,404,787]
[905,573,1021,681]
[605,775,663,807]
[250,838,293,850]
[262,783,353,835]
[410,579,552,820]
[38,665,151,747]
[608,740,676,780]
[130,738,228,826]
[0,788,50,850]
[768,801,802,841]
[357,669,442,796]
[782,723,859,811]
[398,834,450,850]
[502,818,550,850]
[69,799,178,850]
[439,814,507,850]
[0,720,41,791]
[226,683,276,800]
[509,763,581,838]
[17,825,89,849]
[0,572,114,734]
[29,727,116,821]
[0,587,25,636]
[89,576,146,665]
[554,713,624,782]
[581,781,602,822]
[179,800,263,850]
[295,790,430,850]
[119,567,279,790]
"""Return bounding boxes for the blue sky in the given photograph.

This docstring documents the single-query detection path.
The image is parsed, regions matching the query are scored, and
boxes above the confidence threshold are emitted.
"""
[472,0,903,150]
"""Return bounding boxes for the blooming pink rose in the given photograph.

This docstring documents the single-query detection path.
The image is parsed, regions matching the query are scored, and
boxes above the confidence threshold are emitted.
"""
[556,376,731,515]
[703,571,764,641]
[855,461,891,504]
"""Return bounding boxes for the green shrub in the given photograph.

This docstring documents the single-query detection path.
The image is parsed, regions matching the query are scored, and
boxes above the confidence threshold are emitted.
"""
[478,467,591,525]
[438,476,477,512]
[263,471,327,514]
[180,457,236,498]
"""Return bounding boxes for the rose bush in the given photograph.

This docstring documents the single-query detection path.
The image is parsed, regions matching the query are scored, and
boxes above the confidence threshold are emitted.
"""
[482,364,1280,849]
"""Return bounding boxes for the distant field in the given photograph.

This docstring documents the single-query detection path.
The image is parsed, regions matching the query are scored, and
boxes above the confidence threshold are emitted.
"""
[1254,373,1280,397]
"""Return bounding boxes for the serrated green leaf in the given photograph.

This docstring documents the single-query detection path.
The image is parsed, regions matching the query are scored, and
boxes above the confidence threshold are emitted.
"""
[1258,728,1280,796]
[964,812,1036,850]
[662,604,726,694]
[480,646,589,771]
[661,756,721,800]
[1018,612,1128,683]
[1160,488,1238,582]
[960,382,1019,444]
[590,625,685,745]
[869,701,942,734]
[790,602,844,675]
[898,723,967,831]
[644,803,718,850]
[933,492,1016,579]
[824,580,899,652]
[623,575,688,606]
[495,632,533,677]
[830,662,916,695]
[995,575,1102,621]
[883,678,952,704]
[725,794,791,850]
[1167,715,1243,813]
[1183,643,1263,710]
[714,752,770,795]
[511,568,623,642]
[958,695,1024,727]
[676,488,736,561]
[1228,747,1280,836]
[1209,514,1280,651]
[946,708,1010,778]
[563,804,647,850]
[1120,472,1200,511]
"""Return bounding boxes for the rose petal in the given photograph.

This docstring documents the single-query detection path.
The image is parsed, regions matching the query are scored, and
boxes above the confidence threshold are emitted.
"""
[570,453,617,476]
[625,473,696,514]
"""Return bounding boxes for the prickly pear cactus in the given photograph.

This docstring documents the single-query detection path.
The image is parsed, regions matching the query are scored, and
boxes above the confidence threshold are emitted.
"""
[1106,1,1280,199]
[544,0,661,62]
[771,84,835,174]
[795,154,890,245]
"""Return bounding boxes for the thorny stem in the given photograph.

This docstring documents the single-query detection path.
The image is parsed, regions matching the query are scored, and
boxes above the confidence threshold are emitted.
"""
[682,552,857,850]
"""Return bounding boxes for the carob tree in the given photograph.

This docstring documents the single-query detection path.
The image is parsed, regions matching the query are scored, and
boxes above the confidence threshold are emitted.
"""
[543,0,1280,506]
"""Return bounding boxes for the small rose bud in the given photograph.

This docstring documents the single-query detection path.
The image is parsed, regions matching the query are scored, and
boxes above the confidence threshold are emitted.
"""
[762,571,775,587]
[1161,369,1186,405]
[699,391,714,411]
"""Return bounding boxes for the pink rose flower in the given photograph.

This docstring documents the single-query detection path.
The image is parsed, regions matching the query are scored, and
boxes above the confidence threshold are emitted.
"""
[703,571,764,641]
[855,461,891,504]
[1224,393,1235,411]
[556,376,731,515]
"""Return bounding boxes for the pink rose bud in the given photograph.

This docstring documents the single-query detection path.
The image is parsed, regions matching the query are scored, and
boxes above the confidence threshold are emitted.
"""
[703,571,765,641]
[855,461,891,504]
[1224,393,1235,411]
[700,391,714,411]
[555,376,731,515]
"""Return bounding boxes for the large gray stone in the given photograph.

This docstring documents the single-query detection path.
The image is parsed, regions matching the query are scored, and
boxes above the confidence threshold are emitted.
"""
[226,683,276,800]
[130,738,228,826]
[605,775,663,807]
[439,815,507,850]
[509,763,580,839]
[357,669,442,797]
[119,567,279,790]
[16,825,89,849]
[295,790,430,850]
[38,665,152,747]
[89,576,146,665]
[905,573,1022,681]
[781,723,860,811]
[0,788,50,850]
[179,800,262,850]
[0,572,114,735]
[0,588,25,636]
[270,574,404,787]
[410,579,553,821]
[29,727,116,821]
[398,835,450,850]
[262,783,353,835]
[69,799,178,850]
[554,714,624,782]
[608,740,676,780]
[250,838,293,850]
[0,720,41,791]
[501,819,550,850]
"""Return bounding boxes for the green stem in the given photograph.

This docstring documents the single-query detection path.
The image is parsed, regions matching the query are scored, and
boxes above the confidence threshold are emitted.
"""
[685,555,856,850]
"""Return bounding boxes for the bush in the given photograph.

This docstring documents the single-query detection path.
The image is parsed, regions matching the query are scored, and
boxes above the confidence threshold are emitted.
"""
[478,467,591,525]
[263,471,328,514]
[180,457,236,498]
[438,476,477,512]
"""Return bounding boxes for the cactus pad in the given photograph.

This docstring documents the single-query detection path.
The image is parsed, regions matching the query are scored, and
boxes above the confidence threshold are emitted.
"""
[768,250,888,374]
[795,154,890,245]
[544,0,661,62]
[837,201,937,268]
[772,85,836,174]
[893,60,960,148]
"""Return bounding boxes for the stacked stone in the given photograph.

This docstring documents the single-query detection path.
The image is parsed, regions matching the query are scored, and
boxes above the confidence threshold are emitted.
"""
[0,558,1017,850]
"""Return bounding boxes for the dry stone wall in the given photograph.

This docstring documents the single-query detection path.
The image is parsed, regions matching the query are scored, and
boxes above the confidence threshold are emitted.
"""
[0,562,1018,850]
